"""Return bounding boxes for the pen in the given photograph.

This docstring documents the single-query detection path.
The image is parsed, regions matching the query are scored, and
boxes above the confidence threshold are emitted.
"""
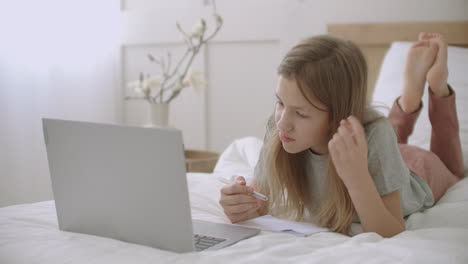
[217,176,269,201]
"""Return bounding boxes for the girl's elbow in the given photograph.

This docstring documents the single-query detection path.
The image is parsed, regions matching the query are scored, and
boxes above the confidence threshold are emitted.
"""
[363,223,406,238]
[381,225,406,238]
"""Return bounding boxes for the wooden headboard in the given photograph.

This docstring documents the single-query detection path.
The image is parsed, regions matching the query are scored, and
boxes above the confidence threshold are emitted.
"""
[327,21,468,97]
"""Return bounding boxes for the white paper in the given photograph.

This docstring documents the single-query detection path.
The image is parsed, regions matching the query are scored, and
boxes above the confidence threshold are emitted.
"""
[235,215,329,237]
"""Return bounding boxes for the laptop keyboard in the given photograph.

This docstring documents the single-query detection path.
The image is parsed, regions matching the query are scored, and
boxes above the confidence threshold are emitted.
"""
[193,234,226,251]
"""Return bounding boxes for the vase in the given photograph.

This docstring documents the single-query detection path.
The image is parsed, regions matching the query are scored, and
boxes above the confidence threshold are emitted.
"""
[147,103,170,128]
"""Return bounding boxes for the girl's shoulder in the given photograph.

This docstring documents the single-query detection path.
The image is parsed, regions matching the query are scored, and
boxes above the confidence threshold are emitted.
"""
[362,108,394,142]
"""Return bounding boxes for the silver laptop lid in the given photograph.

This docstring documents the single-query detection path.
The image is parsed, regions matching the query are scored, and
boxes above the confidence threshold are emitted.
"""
[43,118,195,252]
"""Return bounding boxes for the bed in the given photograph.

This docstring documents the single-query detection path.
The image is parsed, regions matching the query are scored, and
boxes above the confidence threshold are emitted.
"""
[2,21,468,263]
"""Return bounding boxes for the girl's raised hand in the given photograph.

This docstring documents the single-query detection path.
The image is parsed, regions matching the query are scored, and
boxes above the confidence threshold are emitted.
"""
[219,176,262,223]
[328,116,370,188]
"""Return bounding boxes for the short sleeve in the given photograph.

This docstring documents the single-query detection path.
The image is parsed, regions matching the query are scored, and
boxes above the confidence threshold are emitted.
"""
[366,119,411,196]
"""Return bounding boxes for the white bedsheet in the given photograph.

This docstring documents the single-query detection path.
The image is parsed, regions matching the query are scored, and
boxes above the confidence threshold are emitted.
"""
[1,137,468,264]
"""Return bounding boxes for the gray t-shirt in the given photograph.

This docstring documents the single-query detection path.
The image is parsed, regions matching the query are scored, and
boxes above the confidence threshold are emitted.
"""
[255,108,434,222]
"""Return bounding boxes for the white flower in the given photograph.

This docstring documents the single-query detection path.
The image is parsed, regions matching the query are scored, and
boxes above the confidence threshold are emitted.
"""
[127,80,143,94]
[144,75,162,91]
[186,70,206,94]
[127,74,162,95]
[190,19,206,38]
[172,82,183,93]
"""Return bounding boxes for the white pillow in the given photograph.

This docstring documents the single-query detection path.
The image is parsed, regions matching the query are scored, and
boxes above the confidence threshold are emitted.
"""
[372,42,468,168]
[213,137,263,181]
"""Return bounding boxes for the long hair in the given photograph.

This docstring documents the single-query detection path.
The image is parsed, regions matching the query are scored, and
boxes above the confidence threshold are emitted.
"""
[256,35,368,234]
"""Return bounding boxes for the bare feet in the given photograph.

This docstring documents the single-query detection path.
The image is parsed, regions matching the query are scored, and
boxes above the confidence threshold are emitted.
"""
[399,36,438,113]
[419,32,450,97]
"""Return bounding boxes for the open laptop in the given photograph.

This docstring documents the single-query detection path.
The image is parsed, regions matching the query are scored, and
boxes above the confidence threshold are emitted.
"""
[42,118,260,253]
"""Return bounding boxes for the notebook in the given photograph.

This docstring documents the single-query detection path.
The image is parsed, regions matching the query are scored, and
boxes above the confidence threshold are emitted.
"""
[236,215,329,237]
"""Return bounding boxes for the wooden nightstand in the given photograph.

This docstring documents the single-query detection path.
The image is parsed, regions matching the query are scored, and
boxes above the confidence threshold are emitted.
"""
[184,150,219,173]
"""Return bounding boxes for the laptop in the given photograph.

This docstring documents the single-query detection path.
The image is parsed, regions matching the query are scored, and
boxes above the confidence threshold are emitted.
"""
[42,118,260,253]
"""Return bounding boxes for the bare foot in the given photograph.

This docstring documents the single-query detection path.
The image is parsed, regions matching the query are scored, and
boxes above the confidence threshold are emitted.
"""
[399,38,437,113]
[419,32,450,97]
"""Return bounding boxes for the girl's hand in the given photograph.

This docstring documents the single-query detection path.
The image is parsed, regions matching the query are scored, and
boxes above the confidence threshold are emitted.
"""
[328,116,370,188]
[219,176,262,223]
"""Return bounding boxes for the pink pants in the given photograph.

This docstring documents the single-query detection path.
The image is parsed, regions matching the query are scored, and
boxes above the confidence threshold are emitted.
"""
[387,88,464,202]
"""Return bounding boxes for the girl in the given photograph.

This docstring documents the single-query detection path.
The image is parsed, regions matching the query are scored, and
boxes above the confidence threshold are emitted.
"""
[219,33,464,238]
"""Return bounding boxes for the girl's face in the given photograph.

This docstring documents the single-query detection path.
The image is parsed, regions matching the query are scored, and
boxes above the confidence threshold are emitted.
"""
[274,75,331,155]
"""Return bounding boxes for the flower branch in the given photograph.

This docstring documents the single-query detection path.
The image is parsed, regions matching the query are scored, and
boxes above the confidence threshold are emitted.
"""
[125,1,222,104]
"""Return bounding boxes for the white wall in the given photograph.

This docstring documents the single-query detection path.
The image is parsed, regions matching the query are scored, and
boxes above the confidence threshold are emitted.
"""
[279,0,468,53]
[0,56,6,206]
[0,1,120,207]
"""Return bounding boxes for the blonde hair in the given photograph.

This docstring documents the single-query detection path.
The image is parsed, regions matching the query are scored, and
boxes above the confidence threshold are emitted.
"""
[257,35,368,235]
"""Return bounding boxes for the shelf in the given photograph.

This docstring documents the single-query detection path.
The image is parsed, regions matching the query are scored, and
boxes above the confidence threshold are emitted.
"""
[184,149,219,173]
